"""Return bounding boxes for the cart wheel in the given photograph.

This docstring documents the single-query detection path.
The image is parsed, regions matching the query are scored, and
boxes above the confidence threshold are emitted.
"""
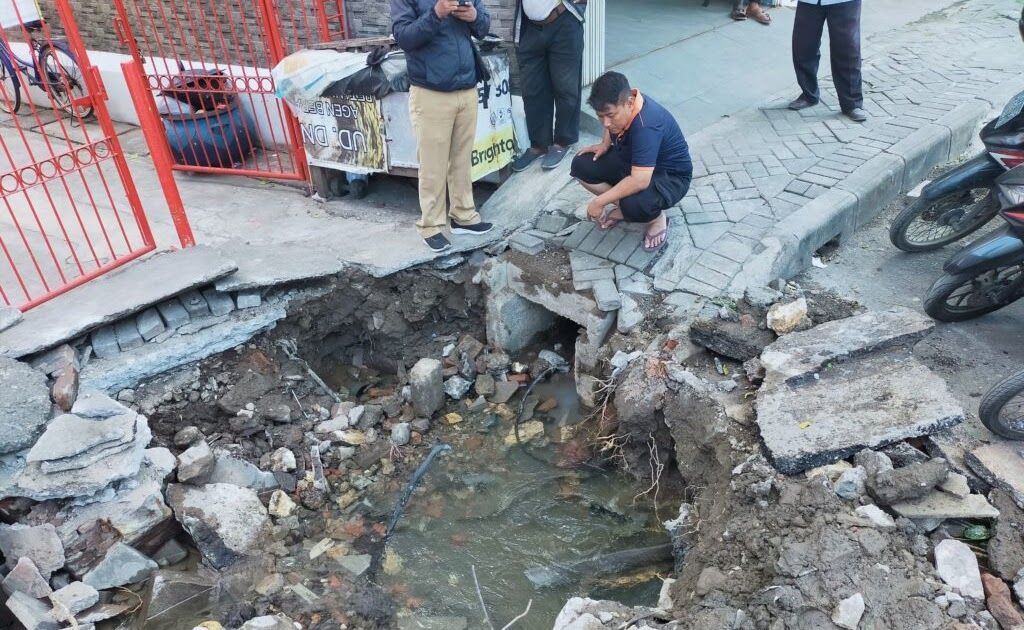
[350,178,369,199]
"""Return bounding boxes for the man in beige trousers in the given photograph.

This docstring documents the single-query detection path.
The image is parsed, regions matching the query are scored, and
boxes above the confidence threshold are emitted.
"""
[392,0,494,253]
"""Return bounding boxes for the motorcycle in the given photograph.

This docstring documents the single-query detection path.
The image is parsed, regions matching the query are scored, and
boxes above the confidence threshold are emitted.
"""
[979,368,1024,440]
[923,163,1024,321]
[888,89,1024,252]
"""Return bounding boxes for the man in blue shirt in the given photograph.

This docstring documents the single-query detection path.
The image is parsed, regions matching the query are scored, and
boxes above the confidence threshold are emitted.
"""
[789,0,866,123]
[391,0,495,253]
[570,72,693,252]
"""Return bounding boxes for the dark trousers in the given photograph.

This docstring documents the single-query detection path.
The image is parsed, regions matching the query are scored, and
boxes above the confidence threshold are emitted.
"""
[570,151,691,223]
[792,0,863,112]
[517,11,584,148]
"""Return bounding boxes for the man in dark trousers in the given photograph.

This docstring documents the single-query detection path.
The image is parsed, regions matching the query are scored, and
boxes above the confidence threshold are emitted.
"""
[510,0,587,172]
[788,0,866,123]
[391,0,494,253]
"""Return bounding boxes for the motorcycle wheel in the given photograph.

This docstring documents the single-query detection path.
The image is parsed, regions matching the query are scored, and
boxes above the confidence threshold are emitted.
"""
[979,370,1024,441]
[923,263,1024,322]
[889,188,997,252]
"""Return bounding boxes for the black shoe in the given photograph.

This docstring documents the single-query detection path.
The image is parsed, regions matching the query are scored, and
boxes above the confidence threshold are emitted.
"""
[511,149,545,173]
[450,219,493,236]
[423,233,452,252]
[788,96,818,111]
[844,107,868,123]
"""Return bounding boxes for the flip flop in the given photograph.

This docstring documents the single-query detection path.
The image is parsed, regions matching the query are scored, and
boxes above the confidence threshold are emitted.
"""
[748,7,771,24]
[730,7,747,20]
[643,218,670,252]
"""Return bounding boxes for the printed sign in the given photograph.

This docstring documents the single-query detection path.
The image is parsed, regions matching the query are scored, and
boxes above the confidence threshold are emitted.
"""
[0,0,41,30]
[296,94,387,172]
[471,52,516,181]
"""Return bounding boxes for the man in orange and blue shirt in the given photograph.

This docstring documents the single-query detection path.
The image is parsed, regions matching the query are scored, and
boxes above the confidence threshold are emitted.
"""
[570,72,692,252]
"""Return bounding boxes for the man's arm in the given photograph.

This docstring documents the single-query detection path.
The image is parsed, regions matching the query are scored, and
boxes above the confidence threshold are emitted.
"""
[391,0,444,50]
[592,168,654,208]
[469,0,491,39]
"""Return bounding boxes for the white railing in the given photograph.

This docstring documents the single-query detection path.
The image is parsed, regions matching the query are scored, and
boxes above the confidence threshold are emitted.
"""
[582,0,605,86]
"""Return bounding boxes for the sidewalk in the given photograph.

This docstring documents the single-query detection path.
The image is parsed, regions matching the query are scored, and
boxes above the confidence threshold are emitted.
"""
[523,0,1024,306]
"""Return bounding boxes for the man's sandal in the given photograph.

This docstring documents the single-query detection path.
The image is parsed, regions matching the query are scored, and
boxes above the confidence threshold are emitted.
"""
[748,6,771,24]
[730,7,747,20]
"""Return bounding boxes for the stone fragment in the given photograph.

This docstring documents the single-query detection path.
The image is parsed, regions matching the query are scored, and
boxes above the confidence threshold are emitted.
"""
[151,539,188,567]
[51,365,79,412]
[270,448,296,473]
[135,308,166,342]
[268,490,297,518]
[831,593,865,630]
[82,543,157,590]
[854,505,896,529]
[30,345,77,376]
[504,420,545,446]
[0,357,51,454]
[981,573,1024,630]
[695,567,727,596]
[315,417,350,435]
[336,554,372,577]
[391,423,411,446]
[834,466,867,500]
[177,440,215,485]
[892,492,999,521]
[49,581,99,618]
[940,473,971,499]
[988,490,1024,581]
[1014,569,1024,604]
[207,449,278,491]
[881,442,931,467]
[592,279,621,312]
[0,305,22,333]
[854,449,894,479]
[935,539,984,599]
[689,318,775,362]
[2,557,52,597]
[240,614,299,630]
[6,591,60,630]
[966,442,1024,508]
[0,524,65,578]
[156,299,191,330]
[744,285,783,308]
[143,570,215,624]
[89,326,119,359]
[767,298,808,335]
[869,458,950,505]
[255,574,285,596]
[113,319,145,352]
[179,289,210,318]
[410,358,444,417]
[805,460,852,481]
[173,426,204,448]
[490,381,520,404]
[444,375,472,399]
[474,374,495,397]
[27,410,136,464]
[235,290,262,309]
[309,538,334,560]
[617,294,643,334]
[166,483,270,568]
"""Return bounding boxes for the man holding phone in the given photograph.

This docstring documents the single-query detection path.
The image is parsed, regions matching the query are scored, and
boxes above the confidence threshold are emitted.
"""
[391,0,494,253]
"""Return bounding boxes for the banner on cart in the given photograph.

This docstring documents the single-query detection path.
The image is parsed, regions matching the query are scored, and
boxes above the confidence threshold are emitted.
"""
[0,0,41,29]
[296,94,387,172]
[471,53,516,181]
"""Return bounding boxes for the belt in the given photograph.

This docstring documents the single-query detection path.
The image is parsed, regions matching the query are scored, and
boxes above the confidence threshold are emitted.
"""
[528,3,566,26]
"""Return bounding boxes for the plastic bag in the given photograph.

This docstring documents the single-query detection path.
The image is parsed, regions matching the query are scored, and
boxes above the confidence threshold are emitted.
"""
[272,49,369,104]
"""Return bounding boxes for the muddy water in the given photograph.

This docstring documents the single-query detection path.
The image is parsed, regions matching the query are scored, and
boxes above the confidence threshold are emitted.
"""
[372,375,672,629]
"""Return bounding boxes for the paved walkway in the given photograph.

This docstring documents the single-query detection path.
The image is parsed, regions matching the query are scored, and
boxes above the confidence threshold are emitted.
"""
[524,0,1024,305]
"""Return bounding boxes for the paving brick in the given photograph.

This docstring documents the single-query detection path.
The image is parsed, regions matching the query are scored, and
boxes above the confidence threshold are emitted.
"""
[608,235,642,264]
[591,279,622,312]
[678,275,722,298]
[711,235,756,263]
[570,251,615,273]
[679,196,703,214]
[686,211,729,225]
[719,188,761,202]
[687,264,733,290]
[578,225,608,253]
[696,251,743,277]
[625,245,658,271]
[562,221,595,249]
[689,222,733,249]
[807,165,850,180]
[729,171,756,189]
[179,290,211,319]
[744,161,769,179]
[729,222,767,240]
[114,319,145,352]
[591,229,629,259]
[90,326,120,359]
[573,267,616,291]
[708,163,745,174]
[778,191,812,206]
[741,214,775,229]
[722,199,769,223]
[695,187,720,204]
[135,308,166,342]
[156,299,190,329]
[535,214,570,234]
[236,290,262,309]
[510,232,545,254]
[782,158,818,175]
[784,180,811,195]
[202,288,236,317]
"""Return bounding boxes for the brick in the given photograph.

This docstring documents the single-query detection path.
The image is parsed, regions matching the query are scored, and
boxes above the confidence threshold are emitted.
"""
[686,264,732,289]
[135,308,166,342]
[608,236,641,264]
[711,235,756,263]
[719,188,761,202]
[625,245,658,271]
[202,288,236,317]
[591,229,629,259]
[562,221,594,249]
[729,171,756,189]
[695,187,720,204]
[236,290,262,309]
[686,211,729,225]
[114,319,145,352]
[745,161,769,179]
[578,225,607,253]
[591,279,622,312]
[570,251,614,273]
[573,267,616,291]
[156,299,190,329]
[510,232,545,254]
[535,214,569,234]
[90,326,120,359]
[179,290,211,319]
[784,180,811,195]
[696,251,743,277]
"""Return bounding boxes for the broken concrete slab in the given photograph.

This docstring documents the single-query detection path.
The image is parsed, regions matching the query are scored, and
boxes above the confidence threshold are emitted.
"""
[869,458,950,505]
[760,306,934,385]
[757,354,963,474]
[208,449,278,491]
[0,247,238,358]
[177,441,215,485]
[6,591,60,630]
[28,345,77,376]
[689,318,775,362]
[142,570,216,625]
[0,524,65,578]
[0,357,51,454]
[987,490,1024,581]
[2,557,52,597]
[0,306,22,333]
[966,442,1024,509]
[49,581,99,618]
[82,543,157,590]
[891,492,999,520]
[213,241,345,292]
[934,539,984,599]
[166,483,270,569]
[27,411,137,464]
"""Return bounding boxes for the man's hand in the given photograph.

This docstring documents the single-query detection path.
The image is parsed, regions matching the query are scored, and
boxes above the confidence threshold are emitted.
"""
[586,198,608,223]
[578,143,610,161]
[453,3,478,21]
[434,0,459,18]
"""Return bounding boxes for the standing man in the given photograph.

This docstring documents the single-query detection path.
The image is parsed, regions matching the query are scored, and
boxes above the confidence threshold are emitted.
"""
[788,0,867,123]
[510,0,587,172]
[391,0,495,253]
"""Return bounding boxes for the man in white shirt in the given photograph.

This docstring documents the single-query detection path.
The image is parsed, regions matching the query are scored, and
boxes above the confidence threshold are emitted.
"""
[511,0,587,172]
[789,0,866,123]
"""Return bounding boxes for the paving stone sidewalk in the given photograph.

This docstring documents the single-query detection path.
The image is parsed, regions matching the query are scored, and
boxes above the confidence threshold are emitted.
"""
[522,0,1024,304]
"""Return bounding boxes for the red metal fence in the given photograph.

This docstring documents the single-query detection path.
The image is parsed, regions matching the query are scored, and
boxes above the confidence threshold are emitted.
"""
[112,0,348,183]
[0,0,182,311]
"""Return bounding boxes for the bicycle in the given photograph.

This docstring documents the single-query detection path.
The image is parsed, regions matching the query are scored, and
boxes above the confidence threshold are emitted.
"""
[0,19,92,119]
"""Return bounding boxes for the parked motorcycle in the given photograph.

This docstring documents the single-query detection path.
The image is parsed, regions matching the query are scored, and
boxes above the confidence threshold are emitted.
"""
[888,89,1024,252]
[979,368,1024,440]
[923,164,1024,321]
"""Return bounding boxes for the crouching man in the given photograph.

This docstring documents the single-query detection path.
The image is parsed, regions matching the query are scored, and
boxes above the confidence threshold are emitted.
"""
[570,72,693,252]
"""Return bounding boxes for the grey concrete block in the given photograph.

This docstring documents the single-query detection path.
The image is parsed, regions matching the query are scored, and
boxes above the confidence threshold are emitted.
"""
[202,289,236,317]
[235,290,262,309]
[591,279,621,312]
[569,251,615,273]
[625,245,658,271]
[935,99,990,161]
[113,319,145,352]
[0,307,22,334]
[510,233,545,255]
[156,299,190,330]
[590,230,628,259]
[608,235,641,264]
[686,211,729,225]
[572,267,615,291]
[835,153,904,228]
[135,309,166,342]
[535,214,570,234]
[562,222,595,249]
[577,226,607,252]
[179,290,211,319]
[90,326,120,359]
[764,189,859,281]
[885,124,951,194]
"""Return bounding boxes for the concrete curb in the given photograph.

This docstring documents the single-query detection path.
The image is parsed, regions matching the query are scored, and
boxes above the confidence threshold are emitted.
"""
[742,95,1001,288]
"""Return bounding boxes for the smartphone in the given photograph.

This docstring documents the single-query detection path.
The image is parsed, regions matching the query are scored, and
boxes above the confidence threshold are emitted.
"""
[458,0,470,6]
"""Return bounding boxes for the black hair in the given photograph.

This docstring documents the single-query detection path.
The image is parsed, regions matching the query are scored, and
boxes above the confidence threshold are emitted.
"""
[588,71,632,112]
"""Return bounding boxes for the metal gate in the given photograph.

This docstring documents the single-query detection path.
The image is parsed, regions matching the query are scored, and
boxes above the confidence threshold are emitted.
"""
[0,0,185,311]
[112,0,347,183]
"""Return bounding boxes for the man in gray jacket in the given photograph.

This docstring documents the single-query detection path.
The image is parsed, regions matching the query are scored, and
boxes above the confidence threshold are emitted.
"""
[391,0,494,253]
[510,0,587,172]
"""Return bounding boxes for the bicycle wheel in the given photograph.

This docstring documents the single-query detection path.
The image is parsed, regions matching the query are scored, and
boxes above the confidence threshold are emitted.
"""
[39,45,92,119]
[0,59,20,115]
